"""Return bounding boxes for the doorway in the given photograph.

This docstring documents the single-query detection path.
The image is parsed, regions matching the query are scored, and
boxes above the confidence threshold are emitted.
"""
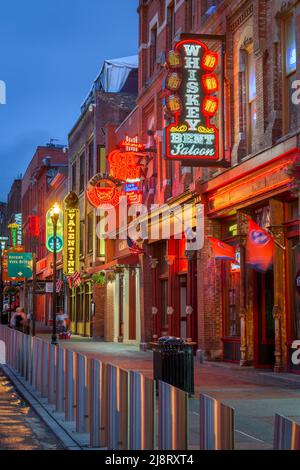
[254,269,275,368]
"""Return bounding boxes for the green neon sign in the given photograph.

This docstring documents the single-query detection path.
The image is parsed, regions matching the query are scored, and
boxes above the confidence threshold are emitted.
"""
[46,208,63,253]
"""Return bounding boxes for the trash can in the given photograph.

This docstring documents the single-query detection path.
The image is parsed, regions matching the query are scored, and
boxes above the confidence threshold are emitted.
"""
[153,336,194,395]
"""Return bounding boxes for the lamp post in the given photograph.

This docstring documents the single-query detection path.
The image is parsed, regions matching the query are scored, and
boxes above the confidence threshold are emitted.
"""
[50,203,60,345]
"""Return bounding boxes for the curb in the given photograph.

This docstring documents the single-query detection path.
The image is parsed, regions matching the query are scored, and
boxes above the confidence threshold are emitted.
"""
[1,364,83,450]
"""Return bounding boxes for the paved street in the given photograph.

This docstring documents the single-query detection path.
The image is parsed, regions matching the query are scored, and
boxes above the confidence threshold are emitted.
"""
[0,368,62,450]
[37,328,300,450]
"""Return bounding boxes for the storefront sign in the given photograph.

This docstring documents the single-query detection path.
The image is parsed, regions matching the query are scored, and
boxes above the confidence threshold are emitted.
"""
[63,207,80,276]
[108,148,143,183]
[46,208,63,253]
[164,37,222,165]
[86,173,121,208]
[14,213,23,245]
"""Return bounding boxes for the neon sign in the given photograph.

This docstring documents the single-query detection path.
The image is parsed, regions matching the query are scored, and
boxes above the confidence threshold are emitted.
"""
[108,148,143,183]
[63,207,80,276]
[86,174,121,208]
[164,38,220,163]
[46,208,63,253]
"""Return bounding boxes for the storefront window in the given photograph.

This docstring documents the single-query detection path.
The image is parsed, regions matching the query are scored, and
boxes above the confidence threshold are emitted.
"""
[85,282,92,323]
[76,285,84,322]
[223,255,241,337]
[291,239,300,339]
[70,289,75,323]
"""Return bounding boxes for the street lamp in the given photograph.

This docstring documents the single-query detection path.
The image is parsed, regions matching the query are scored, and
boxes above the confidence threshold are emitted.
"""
[50,203,60,345]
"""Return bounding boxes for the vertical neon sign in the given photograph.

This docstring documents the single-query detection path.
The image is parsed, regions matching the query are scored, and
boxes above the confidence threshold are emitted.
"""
[164,38,220,162]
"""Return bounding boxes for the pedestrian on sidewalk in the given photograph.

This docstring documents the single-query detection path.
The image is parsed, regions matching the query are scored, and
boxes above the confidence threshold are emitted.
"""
[0,305,9,325]
[10,307,28,333]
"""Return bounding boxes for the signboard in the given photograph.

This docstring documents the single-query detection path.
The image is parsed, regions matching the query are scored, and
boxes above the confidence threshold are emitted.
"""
[46,208,63,253]
[15,213,23,245]
[63,207,80,276]
[163,35,228,167]
[8,252,33,279]
[86,173,121,208]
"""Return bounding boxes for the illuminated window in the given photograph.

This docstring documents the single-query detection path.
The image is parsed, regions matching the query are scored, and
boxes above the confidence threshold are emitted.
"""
[80,220,84,257]
[283,12,297,132]
[247,48,256,153]
[96,215,105,258]
[97,145,106,173]
[87,212,93,254]
[150,25,157,76]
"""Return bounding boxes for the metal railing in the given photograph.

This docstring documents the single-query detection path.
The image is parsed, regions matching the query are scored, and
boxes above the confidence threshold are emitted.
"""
[0,325,242,451]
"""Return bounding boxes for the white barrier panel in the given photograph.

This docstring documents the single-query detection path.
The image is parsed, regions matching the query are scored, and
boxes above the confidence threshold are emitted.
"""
[41,341,49,398]
[65,349,76,422]
[89,358,107,448]
[36,338,43,394]
[158,381,188,450]
[199,394,235,450]
[107,364,129,450]
[48,343,56,405]
[75,353,90,433]
[129,371,155,450]
[55,346,65,413]
[31,337,38,389]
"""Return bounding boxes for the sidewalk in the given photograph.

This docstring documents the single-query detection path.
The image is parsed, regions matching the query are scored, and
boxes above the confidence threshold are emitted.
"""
[36,325,300,449]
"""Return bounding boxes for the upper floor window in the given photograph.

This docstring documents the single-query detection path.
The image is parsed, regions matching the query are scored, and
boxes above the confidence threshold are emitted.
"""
[149,25,157,76]
[87,211,93,253]
[72,162,76,192]
[246,47,257,153]
[88,140,94,180]
[186,0,196,31]
[167,2,175,49]
[79,152,85,193]
[283,12,297,133]
[97,145,106,173]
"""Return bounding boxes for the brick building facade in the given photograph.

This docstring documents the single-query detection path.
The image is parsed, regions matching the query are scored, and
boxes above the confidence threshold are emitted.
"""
[126,0,300,372]
[67,57,138,338]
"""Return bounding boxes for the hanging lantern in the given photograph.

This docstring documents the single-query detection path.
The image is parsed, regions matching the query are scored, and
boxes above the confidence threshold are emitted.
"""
[166,72,182,91]
[166,94,182,114]
[202,73,219,94]
[202,95,219,117]
[202,50,218,72]
[167,50,182,68]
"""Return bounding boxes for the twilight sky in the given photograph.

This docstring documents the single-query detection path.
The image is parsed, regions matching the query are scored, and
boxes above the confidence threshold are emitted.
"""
[0,0,138,201]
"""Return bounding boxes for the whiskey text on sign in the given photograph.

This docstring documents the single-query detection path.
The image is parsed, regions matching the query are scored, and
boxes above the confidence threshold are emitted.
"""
[164,38,219,162]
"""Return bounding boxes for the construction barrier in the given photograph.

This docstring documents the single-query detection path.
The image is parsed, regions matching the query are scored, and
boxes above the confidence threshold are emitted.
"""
[158,380,188,450]
[274,414,300,450]
[199,393,235,450]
